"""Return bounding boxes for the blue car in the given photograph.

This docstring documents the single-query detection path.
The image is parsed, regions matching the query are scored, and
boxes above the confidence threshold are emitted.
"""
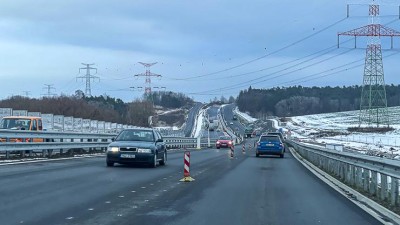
[256,135,284,158]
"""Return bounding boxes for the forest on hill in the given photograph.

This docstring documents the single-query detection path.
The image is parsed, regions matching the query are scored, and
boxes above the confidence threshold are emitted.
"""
[0,91,194,127]
[236,85,400,118]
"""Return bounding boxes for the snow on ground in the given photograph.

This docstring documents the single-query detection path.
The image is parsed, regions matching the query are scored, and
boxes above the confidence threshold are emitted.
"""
[234,107,257,123]
[193,108,206,138]
[282,108,400,160]
[158,108,182,115]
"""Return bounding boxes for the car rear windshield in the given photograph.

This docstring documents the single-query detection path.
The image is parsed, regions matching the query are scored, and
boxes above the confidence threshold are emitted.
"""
[259,136,281,142]
[268,132,283,138]
[116,130,155,142]
[219,136,231,140]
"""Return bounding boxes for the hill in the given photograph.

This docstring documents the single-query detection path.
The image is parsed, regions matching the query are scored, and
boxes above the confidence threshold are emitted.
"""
[0,91,194,127]
[237,85,400,118]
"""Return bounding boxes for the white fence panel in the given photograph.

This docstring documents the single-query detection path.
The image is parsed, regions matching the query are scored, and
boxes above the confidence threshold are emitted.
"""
[53,115,65,132]
[0,108,12,119]
[42,114,54,131]
[12,110,28,116]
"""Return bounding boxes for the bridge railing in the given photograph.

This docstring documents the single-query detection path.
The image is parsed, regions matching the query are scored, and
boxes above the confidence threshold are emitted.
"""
[288,139,400,212]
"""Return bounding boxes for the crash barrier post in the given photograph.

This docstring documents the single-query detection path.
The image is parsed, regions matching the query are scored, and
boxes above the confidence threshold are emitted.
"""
[230,145,234,158]
[242,144,246,154]
[197,137,201,149]
[180,151,195,182]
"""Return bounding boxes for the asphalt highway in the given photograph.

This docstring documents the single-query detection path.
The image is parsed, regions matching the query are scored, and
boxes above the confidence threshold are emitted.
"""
[183,102,203,137]
[221,104,246,136]
[0,141,382,225]
[201,105,224,139]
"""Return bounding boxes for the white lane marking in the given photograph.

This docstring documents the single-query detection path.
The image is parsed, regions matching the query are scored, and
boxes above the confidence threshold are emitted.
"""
[144,200,149,202]
[88,208,94,211]
[163,177,167,180]
[132,205,138,209]
[65,217,74,220]
[0,154,105,166]
[150,183,154,186]
[131,190,136,193]
[119,195,124,198]
[105,201,111,204]
[154,194,159,197]
[117,214,123,217]
[141,187,146,189]
[163,190,167,192]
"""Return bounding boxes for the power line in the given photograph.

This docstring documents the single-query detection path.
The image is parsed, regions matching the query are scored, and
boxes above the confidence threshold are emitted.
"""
[183,16,399,95]
[190,48,354,95]
[167,17,348,81]
[186,50,400,96]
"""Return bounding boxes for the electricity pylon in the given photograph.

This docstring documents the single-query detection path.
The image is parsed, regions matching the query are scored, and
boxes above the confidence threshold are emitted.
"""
[77,63,99,97]
[338,2,400,127]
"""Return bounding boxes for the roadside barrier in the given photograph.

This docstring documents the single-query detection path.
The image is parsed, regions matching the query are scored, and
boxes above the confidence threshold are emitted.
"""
[242,144,246,154]
[179,151,194,182]
[230,145,234,158]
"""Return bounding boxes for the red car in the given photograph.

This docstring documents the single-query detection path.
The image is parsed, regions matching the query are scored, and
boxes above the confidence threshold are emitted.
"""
[216,136,233,149]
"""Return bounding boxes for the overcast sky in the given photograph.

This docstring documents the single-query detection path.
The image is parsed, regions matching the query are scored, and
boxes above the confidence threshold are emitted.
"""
[0,0,400,103]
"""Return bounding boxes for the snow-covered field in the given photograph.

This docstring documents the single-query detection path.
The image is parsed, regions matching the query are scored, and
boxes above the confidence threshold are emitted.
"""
[282,107,400,160]
[234,107,257,123]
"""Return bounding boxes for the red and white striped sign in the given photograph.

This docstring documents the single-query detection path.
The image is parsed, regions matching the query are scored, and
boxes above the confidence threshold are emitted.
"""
[184,151,190,177]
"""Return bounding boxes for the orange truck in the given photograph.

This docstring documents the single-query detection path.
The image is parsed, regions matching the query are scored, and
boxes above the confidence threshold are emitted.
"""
[0,116,44,142]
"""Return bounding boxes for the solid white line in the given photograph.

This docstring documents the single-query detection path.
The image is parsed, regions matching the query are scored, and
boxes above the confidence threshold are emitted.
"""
[0,154,105,166]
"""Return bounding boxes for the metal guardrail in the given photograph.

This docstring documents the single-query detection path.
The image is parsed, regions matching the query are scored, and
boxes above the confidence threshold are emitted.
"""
[0,130,115,158]
[288,139,400,210]
[0,130,220,159]
[164,137,218,149]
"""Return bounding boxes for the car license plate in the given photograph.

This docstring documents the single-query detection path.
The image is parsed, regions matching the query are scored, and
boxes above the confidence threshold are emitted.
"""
[266,144,274,146]
[121,154,135,158]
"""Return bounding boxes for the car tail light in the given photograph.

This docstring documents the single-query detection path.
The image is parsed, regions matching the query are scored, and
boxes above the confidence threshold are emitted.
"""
[257,142,260,146]
[216,141,220,144]
[228,141,232,145]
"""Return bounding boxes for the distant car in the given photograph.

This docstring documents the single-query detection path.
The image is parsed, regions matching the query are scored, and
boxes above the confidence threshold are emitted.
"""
[216,136,233,149]
[256,135,284,158]
[230,122,234,125]
[267,132,285,142]
[254,130,261,136]
[106,128,167,168]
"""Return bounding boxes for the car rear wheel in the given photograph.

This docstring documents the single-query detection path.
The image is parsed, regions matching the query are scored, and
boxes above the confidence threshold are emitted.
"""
[159,152,166,166]
[217,147,220,149]
[256,153,260,157]
[280,153,284,158]
[106,161,114,167]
